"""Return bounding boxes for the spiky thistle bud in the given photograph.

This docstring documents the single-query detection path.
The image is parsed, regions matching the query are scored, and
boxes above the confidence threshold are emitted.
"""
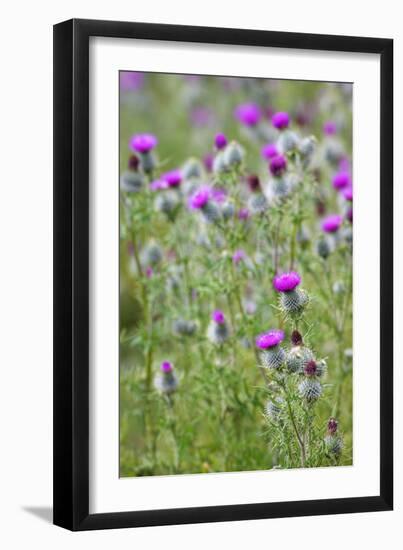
[182,157,203,180]
[315,236,333,259]
[265,397,284,421]
[221,201,235,220]
[248,193,268,215]
[154,191,179,220]
[291,330,303,346]
[213,151,228,174]
[298,378,322,402]
[286,345,314,374]
[224,141,244,167]
[277,130,300,153]
[120,170,144,192]
[172,318,198,337]
[269,176,291,199]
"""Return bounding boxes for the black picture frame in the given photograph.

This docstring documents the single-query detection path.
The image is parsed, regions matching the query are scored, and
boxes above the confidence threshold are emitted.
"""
[53,18,393,531]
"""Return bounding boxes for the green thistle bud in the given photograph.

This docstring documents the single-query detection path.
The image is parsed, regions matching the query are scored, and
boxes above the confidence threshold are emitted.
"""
[298,378,322,402]
[224,141,244,167]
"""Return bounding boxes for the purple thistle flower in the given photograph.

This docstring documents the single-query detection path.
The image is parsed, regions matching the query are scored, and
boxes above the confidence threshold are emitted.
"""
[188,187,210,209]
[129,133,158,154]
[161,361,173,373]
[212,310,225,324]
[190,106,214,127]
[304,360,317,376]
[203,153,213,172]
[162,169,182,187]
[215,133,228,150]
[234,102,261,127]
[246,174,260,192]
[269,154,287,176]
[145,267,153,278]
[343,187,353,201]
[291,330,303,346]
[238,208,250,221]
[150,179,168,191]
[128,155,140,171]
[271,111,290,130]
[232,249,246,264]
[327,417,339,434]
[210,188,227,203]
[322,214,343,233]
[120,71,144,92]
[346,207,353,223]
[261,143,279,160]
[323,120,337,136]
[273,271,301,292]
[332,171,351,190]
[256,329,285,349]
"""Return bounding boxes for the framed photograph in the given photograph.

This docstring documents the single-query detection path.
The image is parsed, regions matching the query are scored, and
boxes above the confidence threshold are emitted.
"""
[53,19,393,530]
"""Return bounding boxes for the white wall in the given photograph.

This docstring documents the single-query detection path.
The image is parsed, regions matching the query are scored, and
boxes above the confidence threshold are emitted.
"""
[0,1,400,548]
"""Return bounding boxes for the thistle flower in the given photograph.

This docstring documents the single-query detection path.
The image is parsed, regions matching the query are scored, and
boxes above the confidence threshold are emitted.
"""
[120,71,144,92]
[346,207,353,223]
[238,207,250,221]
[327,417,338,434]
[189,187,210,209]
[128,154,140,171]
[332,171,351,190]
[162,169,182,188]
[224,141,244,167]
[154,361,179,394]
[246,174,260,192]
[207,310,229,344]
[215,132,228,150]
[129,133,158,154]
[286,345,314,374]
[273,271,301,292]
[269,154,287,177]
[271,111,290,130]
[256,329,285,369]
[273,272,308,315]
[322,214,343,233]
[120,171,144,192]
[234,102,261,127]
[343,187,353,201]
[324,417,343,456]
[232,249,246,264]
[323,120,337,136]
[261,143,279,160]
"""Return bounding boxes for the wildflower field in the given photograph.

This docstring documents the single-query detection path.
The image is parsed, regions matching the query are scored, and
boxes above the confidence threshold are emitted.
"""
[119,72,353,477]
